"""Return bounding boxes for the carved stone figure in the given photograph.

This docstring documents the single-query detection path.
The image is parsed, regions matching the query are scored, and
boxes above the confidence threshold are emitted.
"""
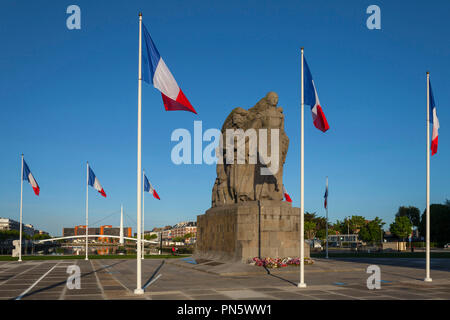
[211,92,289,207]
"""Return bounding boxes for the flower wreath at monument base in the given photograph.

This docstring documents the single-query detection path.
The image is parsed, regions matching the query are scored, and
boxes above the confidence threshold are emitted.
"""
[248,257,314,268]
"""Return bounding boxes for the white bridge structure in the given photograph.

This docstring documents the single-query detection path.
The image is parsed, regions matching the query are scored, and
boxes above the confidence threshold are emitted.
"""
[36,235,159,244]
[35,205,159,246]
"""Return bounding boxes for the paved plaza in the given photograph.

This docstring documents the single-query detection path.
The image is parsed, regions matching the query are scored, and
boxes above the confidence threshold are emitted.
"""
[0,257,449,300]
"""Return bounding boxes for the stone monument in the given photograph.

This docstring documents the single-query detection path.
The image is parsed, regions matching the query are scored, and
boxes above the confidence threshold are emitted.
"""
[196,92,310,262]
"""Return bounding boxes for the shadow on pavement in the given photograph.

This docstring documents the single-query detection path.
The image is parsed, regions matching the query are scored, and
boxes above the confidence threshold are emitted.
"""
[263,266,298,287]
[143,260,165,290]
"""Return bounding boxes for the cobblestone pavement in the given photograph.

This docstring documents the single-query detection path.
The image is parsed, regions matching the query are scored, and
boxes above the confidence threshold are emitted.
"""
[0,257,449,300]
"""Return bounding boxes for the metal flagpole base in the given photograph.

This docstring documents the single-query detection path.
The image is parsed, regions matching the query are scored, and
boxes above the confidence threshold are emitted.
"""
[18,259,22,262]
[424,277,432,282]
[85,257,89,261]
[297,283,307,288]
[134,288,144,295]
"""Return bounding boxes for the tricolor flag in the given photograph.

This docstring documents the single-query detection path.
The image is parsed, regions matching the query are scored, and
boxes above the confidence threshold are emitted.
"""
[144,174,160,200]
[88,167,106,198]
[304,56,330,132]
[141,23,197,114]
[283,185,292,203]
[23,160,40,196]
[324,179,328,209]
[429,80,439,156]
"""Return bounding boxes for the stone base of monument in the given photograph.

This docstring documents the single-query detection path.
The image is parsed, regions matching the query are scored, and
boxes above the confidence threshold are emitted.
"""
[196,200,310,263]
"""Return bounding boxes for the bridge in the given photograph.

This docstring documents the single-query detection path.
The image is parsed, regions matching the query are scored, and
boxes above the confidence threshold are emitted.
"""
[36,235,159,244]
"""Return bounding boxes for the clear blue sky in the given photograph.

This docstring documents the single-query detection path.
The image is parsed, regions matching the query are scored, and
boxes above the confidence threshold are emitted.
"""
[0,0,449,236]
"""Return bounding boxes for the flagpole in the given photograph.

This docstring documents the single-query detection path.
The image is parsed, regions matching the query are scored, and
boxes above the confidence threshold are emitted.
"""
[134,12,144,295]
[85,161,89,260]
[142,169,145,260]
[298,47,306,288]
[425,71,432,282]
[326,176,329,259]
[18,154,24,262]
[120,204,124,244]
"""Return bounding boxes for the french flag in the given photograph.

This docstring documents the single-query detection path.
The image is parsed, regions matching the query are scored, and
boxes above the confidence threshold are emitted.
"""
[141,23,197,114]
[429,80,439,156]
[144,174,160,200]
[304,57,329,132]
[283,185,292,203]
[23,160,40,196]
[88,167,106,198]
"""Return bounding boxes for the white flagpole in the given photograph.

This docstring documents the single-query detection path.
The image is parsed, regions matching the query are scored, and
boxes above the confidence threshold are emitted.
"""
[326,176,329,259]
[18,154,24,262]
[134,12,144,295]
[85,161,89,260]
[119,204,124,245]
[425,71,432,282]
[142,169,145,260]
[298,47,306,288]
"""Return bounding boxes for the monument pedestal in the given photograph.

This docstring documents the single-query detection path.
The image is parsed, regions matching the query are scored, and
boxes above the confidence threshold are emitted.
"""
[196,200,310,262]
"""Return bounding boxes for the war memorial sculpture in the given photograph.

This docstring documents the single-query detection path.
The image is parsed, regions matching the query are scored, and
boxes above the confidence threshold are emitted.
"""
[196,92,310,262]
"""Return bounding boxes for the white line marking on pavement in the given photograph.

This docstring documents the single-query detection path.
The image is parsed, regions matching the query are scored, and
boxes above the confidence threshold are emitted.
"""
[143,274,162,290]
[91,260,106,300]
[0,263,42,288]
[15,263,60,300]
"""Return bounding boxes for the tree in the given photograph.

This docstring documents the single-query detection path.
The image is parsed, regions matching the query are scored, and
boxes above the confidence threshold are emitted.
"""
[349,216,366,234]
[183,233,194,239]
[359,217,385,244]
[144,234,157,240]
[396,206,420,227]
[172,236,184,243]
[390,216,413,241]
[304,221,316,239]
[332,220,346,234]
[0,230,31,240]
[418,204,450,244]
[32,233,51,240]
[316,229,326,240]
[304,212,329,239]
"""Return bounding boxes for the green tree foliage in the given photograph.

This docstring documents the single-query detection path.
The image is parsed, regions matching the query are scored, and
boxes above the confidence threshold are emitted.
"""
[144,234,158,240]
[304,212,330,239]
[316,229,326,240]
[183,233,194,239]
[349,216,366,234]
[0,230,31,240]
[390,216,413,240]
[332,220,346,234]
[359,217,385,244]
[418,204,450,244]
[396,206,420,227]
[32,233,51,240]
[333,216,364,234]
[304,221,316,239]
[172,236,184,243]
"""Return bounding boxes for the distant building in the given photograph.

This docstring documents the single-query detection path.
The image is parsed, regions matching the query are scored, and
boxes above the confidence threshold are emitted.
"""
[142,221,197,243]
[171,221,197,242]
[62,225,132,243]
[156,221,197,243]
[161,229,172,241]
[0,217,19,231]
[0,217,36,237]
[36,230,49,236]
[327,234,360,247]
